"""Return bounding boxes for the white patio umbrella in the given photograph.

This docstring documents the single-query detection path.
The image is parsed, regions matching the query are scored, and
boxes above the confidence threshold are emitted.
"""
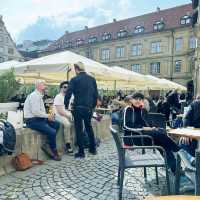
[10,51,129,83]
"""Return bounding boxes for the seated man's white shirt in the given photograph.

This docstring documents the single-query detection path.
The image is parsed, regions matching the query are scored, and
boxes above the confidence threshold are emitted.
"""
[54,93,65,117]
[53,93,71,119]
[24,90,48,119]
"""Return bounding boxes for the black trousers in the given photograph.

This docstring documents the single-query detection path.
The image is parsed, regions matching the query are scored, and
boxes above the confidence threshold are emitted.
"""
[73,107,96,153]
[124,129,180,172]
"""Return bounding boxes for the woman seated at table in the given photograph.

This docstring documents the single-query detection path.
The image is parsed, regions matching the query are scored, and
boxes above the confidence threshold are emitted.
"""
[123,92,190,173]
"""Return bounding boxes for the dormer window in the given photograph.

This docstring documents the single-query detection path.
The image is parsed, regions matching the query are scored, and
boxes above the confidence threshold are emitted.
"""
[117,29,128,38]
[76,39,84,46]
[102,33,112,41]
[134,25,144,34]
[153,21,165,31]
[63,41,72,48]
[180,15,191,25]
[88,36,97,44]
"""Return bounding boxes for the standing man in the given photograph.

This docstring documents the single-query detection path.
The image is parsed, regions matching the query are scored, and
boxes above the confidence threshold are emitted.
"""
[24,80,61,161]
[54,81,73,153]
[64,62,98,158]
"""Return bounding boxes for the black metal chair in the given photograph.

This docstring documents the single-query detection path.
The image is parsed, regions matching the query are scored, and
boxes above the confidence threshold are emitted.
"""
[175,150,200,195]
[146,112,166,129]
[110,126,170,200]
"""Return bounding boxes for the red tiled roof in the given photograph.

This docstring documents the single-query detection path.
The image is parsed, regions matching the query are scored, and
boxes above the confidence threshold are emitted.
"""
[46,4,192,52]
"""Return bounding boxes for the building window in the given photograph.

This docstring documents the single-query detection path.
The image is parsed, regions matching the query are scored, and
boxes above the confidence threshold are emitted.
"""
[175,38,183,51]
[8,48,14,54]
[0,57,4,63]
[76,39,84,46]
[102,33,111,41]
[63,41,72,48]
[189,36,197,49]
[101,48,110,60]
[6,37,9,43]
[116,47,125,58]
[132,44,142,56]
[131,64,141,73]
[0,36,3,42]
[0,28,3,32]
[151,42,161,53]
[88,36,97,44]
[117,30,127,38]
[180,15,191,25]
[0,47,3,53]
[150,62,160,74]
[175,60,182,73]
[153,21,165,31]
[134,25,144,34]
[8,57,14,61]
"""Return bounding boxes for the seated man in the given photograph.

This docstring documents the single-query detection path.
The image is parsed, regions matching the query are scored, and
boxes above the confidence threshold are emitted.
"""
[53,81,73,153]
[123,92,191,173]
[179,95,200,160]
[24,80,61,161]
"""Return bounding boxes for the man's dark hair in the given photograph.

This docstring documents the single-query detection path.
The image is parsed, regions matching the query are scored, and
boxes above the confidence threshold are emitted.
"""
[59,81,69,89]
[132,92,144,100]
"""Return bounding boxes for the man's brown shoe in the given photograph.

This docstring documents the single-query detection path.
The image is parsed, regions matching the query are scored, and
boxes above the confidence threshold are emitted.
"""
[52,150,62,161]
[41,144,54,158]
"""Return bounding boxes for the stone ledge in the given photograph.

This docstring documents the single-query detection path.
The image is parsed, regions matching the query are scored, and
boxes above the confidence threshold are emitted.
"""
[0,115,111,177]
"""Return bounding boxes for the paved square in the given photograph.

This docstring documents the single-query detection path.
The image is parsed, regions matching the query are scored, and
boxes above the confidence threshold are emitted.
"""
[0,139,192,199]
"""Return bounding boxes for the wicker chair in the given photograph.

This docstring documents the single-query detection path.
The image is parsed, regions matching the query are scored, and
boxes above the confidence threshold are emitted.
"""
[110,126,171,200]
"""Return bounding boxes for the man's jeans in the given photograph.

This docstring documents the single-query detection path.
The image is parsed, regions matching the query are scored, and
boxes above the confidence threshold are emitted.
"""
[26,118,60,150]
[180,139,197,157]
[73,107,96,153]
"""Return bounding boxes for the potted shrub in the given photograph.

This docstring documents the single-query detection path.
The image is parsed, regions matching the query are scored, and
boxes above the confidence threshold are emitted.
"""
[0,69,20,113]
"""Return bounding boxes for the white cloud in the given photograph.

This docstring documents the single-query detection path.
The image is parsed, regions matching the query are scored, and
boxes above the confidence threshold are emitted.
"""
[0,0,191,42]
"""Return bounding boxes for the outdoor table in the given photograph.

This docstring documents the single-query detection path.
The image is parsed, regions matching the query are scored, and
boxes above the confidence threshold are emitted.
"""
[168,128,200,150]
[95,107,111,114]
[145,195,200,200]
[176,114,183,118]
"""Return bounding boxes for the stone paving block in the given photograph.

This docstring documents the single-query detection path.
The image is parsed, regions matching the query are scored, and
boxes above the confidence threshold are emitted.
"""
[21,129,38,159]
[96,115,111,141]
[3,155,15,174]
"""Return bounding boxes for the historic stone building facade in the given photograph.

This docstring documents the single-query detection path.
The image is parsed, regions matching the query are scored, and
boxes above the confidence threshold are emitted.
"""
[44,4,194,86]
[0,16,22,63]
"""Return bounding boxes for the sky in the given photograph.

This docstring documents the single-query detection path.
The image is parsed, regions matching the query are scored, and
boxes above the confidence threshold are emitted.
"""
[0,0,191,44]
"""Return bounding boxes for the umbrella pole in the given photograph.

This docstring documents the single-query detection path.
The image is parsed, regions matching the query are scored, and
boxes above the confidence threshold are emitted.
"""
[114,80,116,96]
[66,65,71,81]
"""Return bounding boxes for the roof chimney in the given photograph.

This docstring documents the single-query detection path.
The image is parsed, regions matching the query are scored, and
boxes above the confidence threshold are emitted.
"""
[0,15,2,21]
[65,30,69,35]
[113,18,117,23]
[157,7,160,13]
[85,26,88,30]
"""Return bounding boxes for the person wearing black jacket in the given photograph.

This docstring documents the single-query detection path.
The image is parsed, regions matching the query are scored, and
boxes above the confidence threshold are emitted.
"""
[180,96,200,157]
[123,92,191,172]
[64,62,98,158]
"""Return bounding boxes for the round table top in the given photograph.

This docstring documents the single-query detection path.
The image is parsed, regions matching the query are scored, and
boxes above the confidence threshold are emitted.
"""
[168,128,200,140]
[145,196,200,200]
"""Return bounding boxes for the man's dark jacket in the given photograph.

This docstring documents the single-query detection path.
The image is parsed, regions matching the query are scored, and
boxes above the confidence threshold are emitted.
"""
[64,72,98,110]
[184,100,200,128]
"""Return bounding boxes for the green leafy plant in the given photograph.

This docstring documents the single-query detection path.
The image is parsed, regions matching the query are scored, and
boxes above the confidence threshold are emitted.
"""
[0,69,20,103]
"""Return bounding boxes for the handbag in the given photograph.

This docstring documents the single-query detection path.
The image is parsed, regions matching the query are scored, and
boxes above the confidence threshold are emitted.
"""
[12,153,44,171]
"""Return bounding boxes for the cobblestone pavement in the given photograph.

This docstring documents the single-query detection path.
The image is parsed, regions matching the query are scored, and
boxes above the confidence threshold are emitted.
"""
[0,139,187,200]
